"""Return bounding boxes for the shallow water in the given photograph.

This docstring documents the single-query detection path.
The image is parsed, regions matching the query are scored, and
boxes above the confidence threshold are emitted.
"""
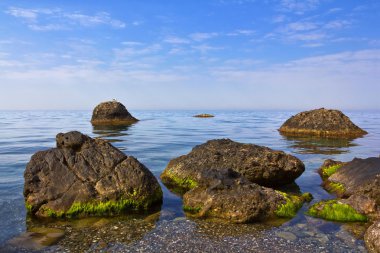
[0,110,379,252]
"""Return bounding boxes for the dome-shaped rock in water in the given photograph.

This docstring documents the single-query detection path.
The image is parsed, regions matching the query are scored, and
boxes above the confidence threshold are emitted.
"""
[24,131,162,218]
[279,108,367,138]
[160,139,305,192]
[365,221,380,253]
[182,168,312,223]
[91,100,138,125]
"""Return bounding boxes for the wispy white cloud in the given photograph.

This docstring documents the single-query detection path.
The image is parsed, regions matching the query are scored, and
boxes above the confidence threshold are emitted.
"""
[189,32,218,41]
[278,0,321,15]
[226,29,255,36]
[5,7,126,30]
[163,36,190,44]
[192,44,224,53]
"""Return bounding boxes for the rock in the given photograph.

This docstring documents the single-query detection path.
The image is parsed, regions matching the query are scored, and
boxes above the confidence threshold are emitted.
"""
[365,221,380,253]
[275,231,297,241]
[182,168,311,223]
[316,157,380,220]
[91,100,138,125]
[24,131,162,218]
[193,114,214,118]
[161,139,304,191]
[279,108,367,138]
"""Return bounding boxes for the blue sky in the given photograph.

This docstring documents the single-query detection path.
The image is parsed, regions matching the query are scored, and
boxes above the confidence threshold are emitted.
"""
[0,0,379,110]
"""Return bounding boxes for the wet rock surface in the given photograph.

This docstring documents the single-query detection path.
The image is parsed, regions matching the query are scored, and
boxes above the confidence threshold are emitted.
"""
[24,131,162,218]
[365,221,380,253]
[182,169,290,223]
[161,139,305,190]
[91,101,138,125]
[279,108,367,137]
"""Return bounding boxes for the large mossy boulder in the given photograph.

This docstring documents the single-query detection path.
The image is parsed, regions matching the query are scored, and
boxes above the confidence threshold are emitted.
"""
[161,139,304,192]
[24,131,162,218]
[91,100,138,126]
[182,168,312,223]
[365,221,380,253]
[279,108,367,138]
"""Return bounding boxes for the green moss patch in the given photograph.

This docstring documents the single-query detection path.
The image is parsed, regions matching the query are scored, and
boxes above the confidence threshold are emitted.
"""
[275,191,312,218]
[325,181,345,196]
[25,202,33,213]
[161,170,198,193]
[183,205,202,214]
[37,189,162,218]
[306,200,367,222]
[321,164,342,179]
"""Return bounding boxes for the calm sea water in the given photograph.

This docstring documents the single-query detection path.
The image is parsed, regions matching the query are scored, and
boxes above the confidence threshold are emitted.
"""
[0,110,379,251]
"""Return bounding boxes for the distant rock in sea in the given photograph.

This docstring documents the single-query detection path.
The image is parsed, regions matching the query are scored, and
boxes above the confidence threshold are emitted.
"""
[193,114,214,118]
[161,139,305,191]
[279,108,367,138]
[24,131,162,218]
[91,100,138,125]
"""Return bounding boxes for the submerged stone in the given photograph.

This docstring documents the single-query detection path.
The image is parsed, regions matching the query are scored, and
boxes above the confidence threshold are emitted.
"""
[91,100,138,125]
[24,131,162,218]
[161,139,305,191]
[279,108,367,138]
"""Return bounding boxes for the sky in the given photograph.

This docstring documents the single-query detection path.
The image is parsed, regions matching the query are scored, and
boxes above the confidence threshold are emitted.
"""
[0,0,379,110]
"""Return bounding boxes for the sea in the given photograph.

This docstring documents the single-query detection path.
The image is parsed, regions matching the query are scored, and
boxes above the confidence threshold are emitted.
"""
[0,110,379,252]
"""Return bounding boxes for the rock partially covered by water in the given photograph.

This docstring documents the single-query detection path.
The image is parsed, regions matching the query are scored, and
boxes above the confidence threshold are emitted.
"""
[317,157,380,220]
[183,168,311,223]
[24,131,162,218]
[161,139,304,191]
[91,100,138,125]
[279,108,367,137]
[193,114,214,118]
[365,221,380,253]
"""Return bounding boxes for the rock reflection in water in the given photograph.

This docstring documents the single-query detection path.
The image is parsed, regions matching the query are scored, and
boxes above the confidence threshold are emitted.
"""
[5,212,160,252]
[92,124,131,144]
[281,135,357,155]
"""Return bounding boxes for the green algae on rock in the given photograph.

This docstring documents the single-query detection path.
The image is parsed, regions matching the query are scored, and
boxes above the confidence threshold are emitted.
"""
[91,100,138,126]
[279,108,367,138]
[275,192,313,218]
[306,200,367,222]
[24,131,162,218]
[181,168,311,223]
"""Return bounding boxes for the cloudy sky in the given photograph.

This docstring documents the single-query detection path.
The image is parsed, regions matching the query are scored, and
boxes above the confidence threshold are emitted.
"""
[0,0,379,110]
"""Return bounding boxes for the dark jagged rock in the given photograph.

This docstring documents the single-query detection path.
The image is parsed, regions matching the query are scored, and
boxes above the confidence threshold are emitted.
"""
[365,221,380,253]
[316,157,380,220]
[161,139,304,191]
[182,168,311,223]
[91,100,138,125]
[193,114,214,118]
[24,131,162,218]
[279,108,367,138]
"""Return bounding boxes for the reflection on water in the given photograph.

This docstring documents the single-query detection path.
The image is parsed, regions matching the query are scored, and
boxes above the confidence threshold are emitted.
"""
[281,135,358,155]
[92,125,131,144]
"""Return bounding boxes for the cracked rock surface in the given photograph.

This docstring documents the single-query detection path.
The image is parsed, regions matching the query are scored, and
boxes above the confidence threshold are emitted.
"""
[24,131,162,218]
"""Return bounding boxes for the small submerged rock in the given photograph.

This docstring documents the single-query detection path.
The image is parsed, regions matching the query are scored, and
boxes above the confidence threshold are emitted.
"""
[279,108,367,138]
[193,114,214,118]
[24,131,162,218]
[161,138,305,191]
[91,100,138,125]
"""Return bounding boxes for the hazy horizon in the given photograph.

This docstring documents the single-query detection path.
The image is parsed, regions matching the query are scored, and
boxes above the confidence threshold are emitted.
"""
[0,0,379,110]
